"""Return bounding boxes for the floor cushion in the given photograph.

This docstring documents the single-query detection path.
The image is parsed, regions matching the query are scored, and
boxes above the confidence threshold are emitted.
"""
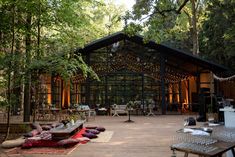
[23,129,40,137]
[85,129,100,134]
[86,126,97,129]
[96,127,106,132]
[32,122,43,133]
[82,132,98,139]
[22,139,58,149]
[41,125,52,131]
[57,138,80,147]
[1,137,25,148]
[51,122,62,128]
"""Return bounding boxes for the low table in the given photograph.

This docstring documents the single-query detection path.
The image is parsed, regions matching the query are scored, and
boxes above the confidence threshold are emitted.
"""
[50,120,85,140]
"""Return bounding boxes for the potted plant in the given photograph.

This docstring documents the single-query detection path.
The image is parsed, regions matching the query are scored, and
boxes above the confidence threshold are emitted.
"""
[126,101,135,110]
[206,103,218,122]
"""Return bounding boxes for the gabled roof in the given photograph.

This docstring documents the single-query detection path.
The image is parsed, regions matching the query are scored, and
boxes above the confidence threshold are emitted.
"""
[77,31,228,73]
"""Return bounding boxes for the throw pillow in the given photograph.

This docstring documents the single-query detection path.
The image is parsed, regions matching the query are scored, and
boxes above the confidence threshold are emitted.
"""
[85,126,97,129]
[51,122,62,128]
[82,132,98,139]
[85,129,100,134]
[57,139,80,147]
[96,127,105,132]
[41,125,52,131]
[1,137,25,148]
[23,129,39,137]
[22,139,58,149]
[31,122,43,133]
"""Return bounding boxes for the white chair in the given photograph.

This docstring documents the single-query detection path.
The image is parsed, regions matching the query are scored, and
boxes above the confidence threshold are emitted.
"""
[147,100,155,116]
[112,104,119,117]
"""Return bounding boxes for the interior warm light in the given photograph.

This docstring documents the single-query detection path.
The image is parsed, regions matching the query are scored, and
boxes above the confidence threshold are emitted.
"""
[169,85,173,103]
[47,84,51,104]
[62,82,70,108]
[76,94,79,104]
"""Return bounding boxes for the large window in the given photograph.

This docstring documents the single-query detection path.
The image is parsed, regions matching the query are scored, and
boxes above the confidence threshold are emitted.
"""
[39,75,52,107]
[71,83,81,104]
[51,77,61,108]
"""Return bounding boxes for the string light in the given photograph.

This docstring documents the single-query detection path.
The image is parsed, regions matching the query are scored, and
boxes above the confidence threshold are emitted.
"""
[89,51,191,83]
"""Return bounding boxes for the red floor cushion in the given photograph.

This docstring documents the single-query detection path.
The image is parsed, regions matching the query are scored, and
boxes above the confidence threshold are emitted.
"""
[22,139,58,149]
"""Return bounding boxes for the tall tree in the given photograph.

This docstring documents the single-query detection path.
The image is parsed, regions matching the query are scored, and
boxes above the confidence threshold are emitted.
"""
[199,0,235,70]
[125,0,206,55]
[0,0,124,123]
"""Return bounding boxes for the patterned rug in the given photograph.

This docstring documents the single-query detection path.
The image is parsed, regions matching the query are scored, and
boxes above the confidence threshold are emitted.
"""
[5,128,87,155]
[5,144,80,155]
[91,131,114,143]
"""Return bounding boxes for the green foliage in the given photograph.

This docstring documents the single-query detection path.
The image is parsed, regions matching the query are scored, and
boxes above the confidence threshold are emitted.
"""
[199,0,235,70]
[30,53,99,82]
[0,0,123,104]
[126,101,135,109]
[125,0,206,52]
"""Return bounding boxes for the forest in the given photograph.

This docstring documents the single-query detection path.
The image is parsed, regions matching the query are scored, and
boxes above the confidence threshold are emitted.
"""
[0,0,234,125]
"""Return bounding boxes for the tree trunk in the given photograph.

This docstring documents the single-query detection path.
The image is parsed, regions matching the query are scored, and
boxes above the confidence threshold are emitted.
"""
[23,11,32,122]
[191,0,199,55]
[4,4,15,141]
[33,0,41,122]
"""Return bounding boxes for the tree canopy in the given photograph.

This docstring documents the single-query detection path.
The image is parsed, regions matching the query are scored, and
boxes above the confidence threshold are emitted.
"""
[125,0,235,70]
[0,0,234,124]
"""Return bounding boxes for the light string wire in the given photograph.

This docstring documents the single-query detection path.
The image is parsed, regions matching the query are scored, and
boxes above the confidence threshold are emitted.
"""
[213,74,235,81]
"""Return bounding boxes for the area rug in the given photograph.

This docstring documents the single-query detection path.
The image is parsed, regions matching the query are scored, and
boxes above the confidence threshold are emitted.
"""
[5,144,79,155]
[91,131,114,143]
[5,128,87,155]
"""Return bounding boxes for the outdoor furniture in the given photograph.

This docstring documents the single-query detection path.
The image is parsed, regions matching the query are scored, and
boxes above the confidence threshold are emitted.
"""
[171,141,235,157]
[0,107,7,122]
[125,108,134,122]
[97,107,107,115]
[219,106,235,157]
[70,104,96,121]
[36,108,60,121]
[171,127,235,157]
[50,120,85,140]
[111,104,128,116]
[219,107,235,128]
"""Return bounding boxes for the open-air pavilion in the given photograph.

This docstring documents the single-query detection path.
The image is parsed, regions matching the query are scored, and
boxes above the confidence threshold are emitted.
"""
[39,32,227,116]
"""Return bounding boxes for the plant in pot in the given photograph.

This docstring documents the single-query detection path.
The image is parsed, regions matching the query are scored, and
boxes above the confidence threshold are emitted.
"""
[126,101,135,110]
[207,103,216,122]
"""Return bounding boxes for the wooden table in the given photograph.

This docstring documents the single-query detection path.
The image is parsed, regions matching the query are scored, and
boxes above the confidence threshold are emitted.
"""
[171,141,235,157]
[50,120,85,140]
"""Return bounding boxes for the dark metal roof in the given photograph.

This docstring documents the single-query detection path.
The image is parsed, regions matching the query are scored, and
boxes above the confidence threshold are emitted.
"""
[77,31,228,73]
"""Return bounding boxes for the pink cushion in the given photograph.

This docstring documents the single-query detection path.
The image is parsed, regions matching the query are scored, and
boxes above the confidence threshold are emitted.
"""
[22,139,58,149]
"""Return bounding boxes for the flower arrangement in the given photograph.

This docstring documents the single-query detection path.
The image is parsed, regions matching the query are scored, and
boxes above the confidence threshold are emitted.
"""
[126,101,135,109]
[113,104,118,109]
